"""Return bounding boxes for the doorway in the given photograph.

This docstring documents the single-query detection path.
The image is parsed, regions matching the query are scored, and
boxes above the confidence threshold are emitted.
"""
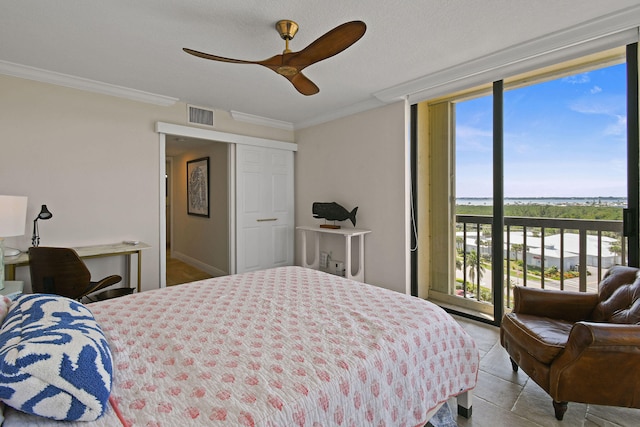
[165,136,230,284]
[156,121,298,287]
[164,155,213,286]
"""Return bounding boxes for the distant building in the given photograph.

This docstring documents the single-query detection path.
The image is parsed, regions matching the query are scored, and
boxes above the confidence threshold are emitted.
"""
[525,233,620,269]
[456,231,620,269]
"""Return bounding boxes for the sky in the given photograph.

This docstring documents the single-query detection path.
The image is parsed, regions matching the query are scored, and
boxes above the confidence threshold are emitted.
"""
[455,62,627,198]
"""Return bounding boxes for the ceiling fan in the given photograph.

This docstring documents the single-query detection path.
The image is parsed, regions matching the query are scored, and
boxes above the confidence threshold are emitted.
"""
[183,20,366,96]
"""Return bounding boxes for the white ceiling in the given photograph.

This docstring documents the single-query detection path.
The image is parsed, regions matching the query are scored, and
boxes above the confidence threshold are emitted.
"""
[2,1,639,129]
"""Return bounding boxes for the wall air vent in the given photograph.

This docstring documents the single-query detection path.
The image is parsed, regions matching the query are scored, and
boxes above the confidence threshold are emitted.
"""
[187,104,215,127]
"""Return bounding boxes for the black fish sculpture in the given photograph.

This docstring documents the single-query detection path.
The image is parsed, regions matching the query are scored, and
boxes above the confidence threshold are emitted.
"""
[313,202,358,227]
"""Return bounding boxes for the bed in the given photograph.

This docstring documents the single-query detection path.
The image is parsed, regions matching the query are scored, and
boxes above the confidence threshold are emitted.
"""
[0,266,479,426]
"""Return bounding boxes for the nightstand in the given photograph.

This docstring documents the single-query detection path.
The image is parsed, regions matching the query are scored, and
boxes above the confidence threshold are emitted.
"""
[0,281,24,299]
[296,226,371,282]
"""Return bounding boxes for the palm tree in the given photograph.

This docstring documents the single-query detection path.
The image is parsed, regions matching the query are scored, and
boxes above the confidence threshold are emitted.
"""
[467,250,485,293]
[456,236,464,271]
[456,254,463,271]
[608,240,622,263]
[512,243,524,262]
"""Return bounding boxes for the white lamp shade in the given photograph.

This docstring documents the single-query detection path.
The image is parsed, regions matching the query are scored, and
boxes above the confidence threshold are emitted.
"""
[0,195,28,237]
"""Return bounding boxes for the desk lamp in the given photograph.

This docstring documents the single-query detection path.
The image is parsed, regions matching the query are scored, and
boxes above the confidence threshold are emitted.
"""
[0,195,28,290]
[31,204,53,247]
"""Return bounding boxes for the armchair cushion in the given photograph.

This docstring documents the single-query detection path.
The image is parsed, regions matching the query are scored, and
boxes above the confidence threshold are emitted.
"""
[502,314,573,364]
[591,265,640,323]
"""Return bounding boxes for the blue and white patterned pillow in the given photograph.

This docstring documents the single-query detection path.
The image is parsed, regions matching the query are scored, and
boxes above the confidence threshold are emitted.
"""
[0,294,112,421]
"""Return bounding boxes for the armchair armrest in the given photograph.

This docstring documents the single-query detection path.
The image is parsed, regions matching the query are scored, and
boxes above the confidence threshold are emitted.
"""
[568,321,640,348]
[549,321,640,405]
[555,321,640,370]
[513,286,599,321]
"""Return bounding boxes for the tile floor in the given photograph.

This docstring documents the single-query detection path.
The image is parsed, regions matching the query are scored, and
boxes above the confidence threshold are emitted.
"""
[448,314,640,427]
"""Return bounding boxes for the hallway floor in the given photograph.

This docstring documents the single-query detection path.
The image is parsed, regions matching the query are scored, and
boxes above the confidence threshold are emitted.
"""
[166,251,212,286]
[450,314,640,426]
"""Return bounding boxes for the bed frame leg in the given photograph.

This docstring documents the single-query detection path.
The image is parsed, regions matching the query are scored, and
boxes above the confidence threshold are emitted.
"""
[457,390,473,418]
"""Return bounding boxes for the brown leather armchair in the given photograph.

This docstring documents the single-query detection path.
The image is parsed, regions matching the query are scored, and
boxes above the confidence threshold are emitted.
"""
[500,265,640,420]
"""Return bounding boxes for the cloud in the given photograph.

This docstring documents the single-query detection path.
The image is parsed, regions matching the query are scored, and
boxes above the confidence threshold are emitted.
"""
[590,85,602,94]
[456,125,492,138]
[569,94,624,116]
[563,73,590,84]
[455,125,493,152]
[603,115,627,136]
[568,93,626,137]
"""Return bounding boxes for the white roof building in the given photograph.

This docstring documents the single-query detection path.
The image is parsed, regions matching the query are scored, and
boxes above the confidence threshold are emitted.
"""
[456,231,620,269]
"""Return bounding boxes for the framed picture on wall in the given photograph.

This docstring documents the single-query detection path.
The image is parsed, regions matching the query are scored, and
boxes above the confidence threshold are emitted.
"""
[187,157,210,217]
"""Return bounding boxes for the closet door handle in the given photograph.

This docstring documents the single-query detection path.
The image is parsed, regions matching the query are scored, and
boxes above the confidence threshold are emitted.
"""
[257,218,278,222]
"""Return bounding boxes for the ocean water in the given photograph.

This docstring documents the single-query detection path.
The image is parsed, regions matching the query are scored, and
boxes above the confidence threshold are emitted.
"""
[456,197,627,206]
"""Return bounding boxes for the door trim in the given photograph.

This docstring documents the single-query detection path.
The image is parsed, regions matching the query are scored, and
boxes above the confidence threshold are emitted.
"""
[156,122,297,285]
[156,122,297,151]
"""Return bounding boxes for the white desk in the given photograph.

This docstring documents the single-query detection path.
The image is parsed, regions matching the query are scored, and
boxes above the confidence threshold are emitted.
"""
[4,242,150,292]
[297,226,371,282]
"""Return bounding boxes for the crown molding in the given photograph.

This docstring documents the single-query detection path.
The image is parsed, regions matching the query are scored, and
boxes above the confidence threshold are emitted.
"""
[374,4,640,104]
[230,110,293,131]
[0,60,178,107]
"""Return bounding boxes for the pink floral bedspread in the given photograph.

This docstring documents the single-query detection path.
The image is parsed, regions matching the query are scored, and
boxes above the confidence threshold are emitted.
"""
[4,267,478,426]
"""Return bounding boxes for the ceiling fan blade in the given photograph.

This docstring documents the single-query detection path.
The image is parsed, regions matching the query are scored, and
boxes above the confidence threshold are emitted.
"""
[183,21,365,96]
[286,21,366,67]
[284,72,319,96]
[183,48,260,65]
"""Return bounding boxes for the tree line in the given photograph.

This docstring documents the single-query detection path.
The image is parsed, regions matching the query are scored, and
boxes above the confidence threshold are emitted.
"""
[456,204,623,220]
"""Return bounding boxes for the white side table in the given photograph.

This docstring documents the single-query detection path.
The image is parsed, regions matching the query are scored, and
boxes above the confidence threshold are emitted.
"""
[0,281,24,299]
[297,226,371,282]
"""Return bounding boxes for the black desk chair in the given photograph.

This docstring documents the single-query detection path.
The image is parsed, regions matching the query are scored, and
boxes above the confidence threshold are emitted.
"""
[28,247,133,302]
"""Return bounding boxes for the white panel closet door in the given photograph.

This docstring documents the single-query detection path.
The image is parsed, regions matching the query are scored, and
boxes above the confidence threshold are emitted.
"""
[236,144,294,273]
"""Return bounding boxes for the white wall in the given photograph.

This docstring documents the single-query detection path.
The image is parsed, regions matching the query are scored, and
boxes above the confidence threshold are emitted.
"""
[1,74,410,294]
[294,102,410,293]
[0,74,294,291]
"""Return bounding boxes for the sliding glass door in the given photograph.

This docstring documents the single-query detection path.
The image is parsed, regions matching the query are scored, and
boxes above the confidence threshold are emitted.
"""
[415,44,639,324]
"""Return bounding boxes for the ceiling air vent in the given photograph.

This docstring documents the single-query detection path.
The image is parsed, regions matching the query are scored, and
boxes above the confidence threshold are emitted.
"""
[187,104,214,127]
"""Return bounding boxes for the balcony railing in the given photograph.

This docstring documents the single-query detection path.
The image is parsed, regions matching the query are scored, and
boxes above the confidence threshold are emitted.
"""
[456,215,625,307]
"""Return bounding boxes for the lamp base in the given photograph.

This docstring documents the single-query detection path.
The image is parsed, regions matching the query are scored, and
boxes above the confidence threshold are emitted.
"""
[3,247,20,257]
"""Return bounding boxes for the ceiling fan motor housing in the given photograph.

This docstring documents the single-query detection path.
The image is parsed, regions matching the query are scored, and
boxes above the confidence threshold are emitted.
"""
[276,20,299,40]
[276,20,300,75]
